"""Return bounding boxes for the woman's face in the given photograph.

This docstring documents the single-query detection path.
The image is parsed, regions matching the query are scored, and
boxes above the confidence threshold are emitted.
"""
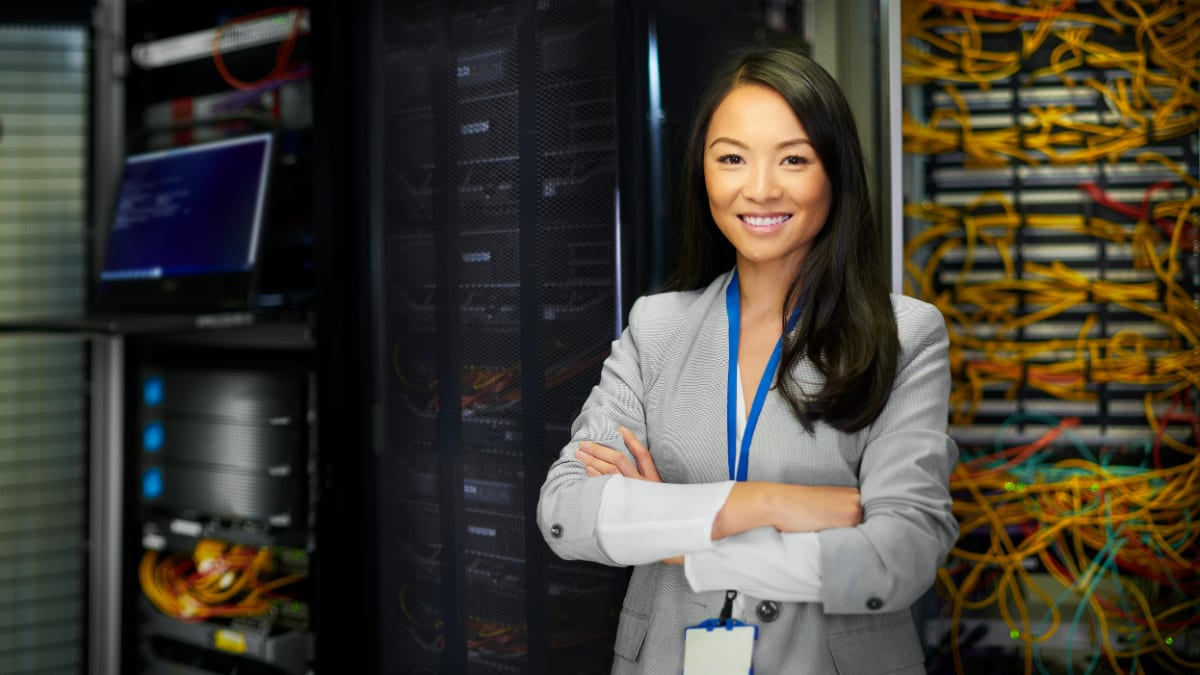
[703,83,832,279]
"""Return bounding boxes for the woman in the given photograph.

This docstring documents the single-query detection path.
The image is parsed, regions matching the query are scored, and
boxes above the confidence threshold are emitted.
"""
[537,46,958,674]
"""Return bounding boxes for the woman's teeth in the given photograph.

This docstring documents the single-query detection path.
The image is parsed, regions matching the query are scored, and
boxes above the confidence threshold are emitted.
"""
[742,215,790,227]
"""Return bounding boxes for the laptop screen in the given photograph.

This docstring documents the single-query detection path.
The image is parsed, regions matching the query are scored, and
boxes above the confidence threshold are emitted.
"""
[94,132,274,311]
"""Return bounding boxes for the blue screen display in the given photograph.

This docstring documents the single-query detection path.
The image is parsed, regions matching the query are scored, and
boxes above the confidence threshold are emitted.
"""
[101,133,273,281]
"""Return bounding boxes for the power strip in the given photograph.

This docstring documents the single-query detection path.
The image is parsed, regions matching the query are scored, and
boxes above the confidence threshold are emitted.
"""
[131,9,310,70]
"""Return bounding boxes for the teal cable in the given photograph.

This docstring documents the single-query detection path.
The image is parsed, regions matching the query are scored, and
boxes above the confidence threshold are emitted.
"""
[1032,500,1129,675]
[1066,535,1125,675]
[1106,492,1141,674]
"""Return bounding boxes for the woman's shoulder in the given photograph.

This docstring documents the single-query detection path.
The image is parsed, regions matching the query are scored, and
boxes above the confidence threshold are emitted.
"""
[888,292,941,318]
[629,272,730,332]
[888,293,948,350]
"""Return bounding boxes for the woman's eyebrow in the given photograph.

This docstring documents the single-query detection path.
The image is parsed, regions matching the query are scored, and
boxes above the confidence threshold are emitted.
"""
[708,136,813,149]
[776,138,812,149]
[708,136,747,149]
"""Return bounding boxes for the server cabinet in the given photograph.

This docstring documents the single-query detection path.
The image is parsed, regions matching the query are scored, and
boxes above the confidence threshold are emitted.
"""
[372,1,632,672]
[364,1,825,672]
[106,3,335,674]
[132,340,317,675]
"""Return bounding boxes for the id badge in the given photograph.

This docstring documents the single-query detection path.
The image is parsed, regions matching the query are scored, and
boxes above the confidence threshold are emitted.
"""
[683,618,758,674]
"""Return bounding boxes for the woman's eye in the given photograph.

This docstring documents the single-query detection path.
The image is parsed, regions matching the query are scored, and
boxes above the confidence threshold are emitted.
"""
[782,155,811,166]
[716,154,744,165]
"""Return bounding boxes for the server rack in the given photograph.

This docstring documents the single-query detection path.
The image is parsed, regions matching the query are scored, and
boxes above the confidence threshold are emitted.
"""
[104,3,338,673]
[365,1,823,673]
[373,2,628,672]
[132,339,317,675]
[898,1,1200,672]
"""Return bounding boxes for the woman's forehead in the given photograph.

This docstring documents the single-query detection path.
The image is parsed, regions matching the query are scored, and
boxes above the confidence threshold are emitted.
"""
[706,83,811,142]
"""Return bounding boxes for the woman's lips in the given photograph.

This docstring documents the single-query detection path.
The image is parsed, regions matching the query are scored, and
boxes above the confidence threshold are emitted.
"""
[740,214,792,229]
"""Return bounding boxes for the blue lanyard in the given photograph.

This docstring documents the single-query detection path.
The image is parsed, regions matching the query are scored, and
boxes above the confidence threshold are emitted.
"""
[725,271,800,481]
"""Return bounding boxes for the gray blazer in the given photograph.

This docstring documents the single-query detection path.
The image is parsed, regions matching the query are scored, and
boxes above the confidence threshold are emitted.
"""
[538,270,959,674]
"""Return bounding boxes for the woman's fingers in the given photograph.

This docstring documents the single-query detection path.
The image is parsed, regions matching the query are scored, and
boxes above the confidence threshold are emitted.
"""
[575,429,661,482]
[574,443,615,474]
[619,426,661,482]
[575,441,639,477]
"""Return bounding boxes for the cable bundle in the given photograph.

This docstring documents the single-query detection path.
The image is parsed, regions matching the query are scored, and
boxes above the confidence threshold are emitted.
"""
[940,416,1199,674]
[904,189,1200,428]
[140,540,306,621]
[902,0,1200,166]
[902,1,1199,673]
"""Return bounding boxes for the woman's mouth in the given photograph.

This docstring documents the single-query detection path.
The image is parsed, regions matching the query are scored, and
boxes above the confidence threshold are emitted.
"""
[740,214,791,228]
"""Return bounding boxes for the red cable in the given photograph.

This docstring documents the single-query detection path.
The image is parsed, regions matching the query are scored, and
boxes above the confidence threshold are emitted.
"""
[212,6,307,92]
[926,0,1076,22]
[1079,181,1182,233]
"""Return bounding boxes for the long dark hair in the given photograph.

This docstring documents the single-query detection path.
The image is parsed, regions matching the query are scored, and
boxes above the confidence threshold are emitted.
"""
[666,46,899,433]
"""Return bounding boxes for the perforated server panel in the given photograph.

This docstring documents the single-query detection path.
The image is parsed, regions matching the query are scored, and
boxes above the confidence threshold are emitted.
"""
[376,0,627,672]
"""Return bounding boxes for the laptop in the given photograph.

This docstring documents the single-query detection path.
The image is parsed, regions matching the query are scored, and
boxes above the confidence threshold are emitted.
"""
[1,131,275,335]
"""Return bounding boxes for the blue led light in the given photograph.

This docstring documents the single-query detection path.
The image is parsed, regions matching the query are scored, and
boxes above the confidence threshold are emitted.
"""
[143,376,164,406]
[143,422,163,452]
[142,468,163,499]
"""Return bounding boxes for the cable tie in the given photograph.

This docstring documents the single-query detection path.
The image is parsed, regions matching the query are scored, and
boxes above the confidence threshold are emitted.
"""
[1084,351,1092,382]
[1146,118,1154,145]
[1147,357,1155,377]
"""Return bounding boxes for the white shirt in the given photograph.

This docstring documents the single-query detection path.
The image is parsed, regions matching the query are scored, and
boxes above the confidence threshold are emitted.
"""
[593,364,823,613]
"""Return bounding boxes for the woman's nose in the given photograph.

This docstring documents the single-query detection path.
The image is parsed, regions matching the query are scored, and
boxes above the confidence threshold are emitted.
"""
[744,164,782,201]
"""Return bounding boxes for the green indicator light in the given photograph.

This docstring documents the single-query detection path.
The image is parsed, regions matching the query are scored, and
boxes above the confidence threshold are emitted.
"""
[1005,482,1015,492]
[1091,483,1099,492]
[1165,636,1174,646]
[1010,629,1020,640]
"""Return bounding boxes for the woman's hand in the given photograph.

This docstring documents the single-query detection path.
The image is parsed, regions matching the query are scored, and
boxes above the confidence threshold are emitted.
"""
[574,426,661,482]
[712,482,861,540]
[768,484,862,532]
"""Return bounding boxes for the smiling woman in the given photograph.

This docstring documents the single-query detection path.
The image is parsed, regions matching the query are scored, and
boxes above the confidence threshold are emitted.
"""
[538,46,958,675]
[703,83,832,294]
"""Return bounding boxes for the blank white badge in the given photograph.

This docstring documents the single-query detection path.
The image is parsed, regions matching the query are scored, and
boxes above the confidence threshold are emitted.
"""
[683,623,756,674]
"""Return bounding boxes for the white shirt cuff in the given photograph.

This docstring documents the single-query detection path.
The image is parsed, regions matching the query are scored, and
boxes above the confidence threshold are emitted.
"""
[595,476,735,565]
[684,528,823,602]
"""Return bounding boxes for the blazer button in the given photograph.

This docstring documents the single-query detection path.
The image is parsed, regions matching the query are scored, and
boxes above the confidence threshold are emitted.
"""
[755,600,780,623]
[866,597,883,610]
[549,524,563,538]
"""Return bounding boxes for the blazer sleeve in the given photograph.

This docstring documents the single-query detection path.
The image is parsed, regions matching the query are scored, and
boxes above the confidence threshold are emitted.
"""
[817,300,959,614]
[684,300,958,611]
[538,297,729,566]
[535,299,647,567]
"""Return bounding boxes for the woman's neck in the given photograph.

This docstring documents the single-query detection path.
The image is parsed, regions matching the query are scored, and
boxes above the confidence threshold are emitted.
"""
[735,258,798,322]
